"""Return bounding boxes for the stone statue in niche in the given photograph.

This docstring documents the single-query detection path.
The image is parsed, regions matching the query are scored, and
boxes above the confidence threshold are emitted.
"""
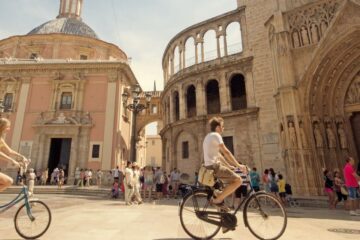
[299,121,308,148]
[313,122,323,148]
[301,26,309,46]
[288,121,297,149]
[326,123,336,148]
[337,123,348,149]
[310,24,319,44]
[292,31,301,48]
[280,124,287,149]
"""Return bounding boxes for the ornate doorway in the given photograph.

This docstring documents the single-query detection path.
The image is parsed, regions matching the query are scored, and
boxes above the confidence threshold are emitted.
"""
[47,138,72,178]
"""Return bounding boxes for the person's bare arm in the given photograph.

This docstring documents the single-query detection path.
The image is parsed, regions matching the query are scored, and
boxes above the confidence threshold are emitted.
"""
[219,143,247,172]
[0,139,28,163]
[352,172,360,180]
[0,151,20,168]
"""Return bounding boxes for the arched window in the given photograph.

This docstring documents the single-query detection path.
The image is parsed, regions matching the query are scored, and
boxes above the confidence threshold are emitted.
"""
[206,80,220,114]
[3,93,13,111]
[203,30,217,62]
[186,85,196,118]
[230,74,247,110]
[185,37,196,67]
[226,22,243,54]
[60,92,73,109]
[173,91,180,121]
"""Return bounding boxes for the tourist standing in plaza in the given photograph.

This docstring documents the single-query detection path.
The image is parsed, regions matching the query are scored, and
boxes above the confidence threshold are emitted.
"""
[27,168,36,196]
[323,169,336,209]
[132,162,143,204]
[277,174,286,206]
[249,167,260,192]
[96,169,103,187]
[113,166,121,183]
[333,170,348,210]
[74,167,80,185]
[262,169,270,192]
[41,168,48,185]
[0,118,29,192]
[170,168,181,198]
[269,168,279,196]
[154,167,164,200]
[343,157,360,216]
[143,166,154,201]
[58,168,65,189]
[202,117,246,210]
[124,161,134,205]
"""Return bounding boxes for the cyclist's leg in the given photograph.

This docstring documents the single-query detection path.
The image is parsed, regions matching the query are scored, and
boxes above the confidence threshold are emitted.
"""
[0,172,13,192]
[212,164,242,203]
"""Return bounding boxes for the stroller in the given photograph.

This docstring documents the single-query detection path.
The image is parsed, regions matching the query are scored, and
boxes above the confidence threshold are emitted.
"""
[285,183,300,207]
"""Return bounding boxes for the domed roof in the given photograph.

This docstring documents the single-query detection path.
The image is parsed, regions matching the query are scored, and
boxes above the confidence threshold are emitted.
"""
[28,18,98,39]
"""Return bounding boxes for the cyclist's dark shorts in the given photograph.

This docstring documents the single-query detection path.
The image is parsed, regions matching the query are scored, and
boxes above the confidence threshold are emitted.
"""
[206,162,240,184]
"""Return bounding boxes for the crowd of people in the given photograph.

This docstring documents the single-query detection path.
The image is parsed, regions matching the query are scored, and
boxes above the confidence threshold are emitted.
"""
[323,156,360,216]
[107,163,185,205]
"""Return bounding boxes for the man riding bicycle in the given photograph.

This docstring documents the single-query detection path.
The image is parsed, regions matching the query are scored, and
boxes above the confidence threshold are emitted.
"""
[203,117,247,210]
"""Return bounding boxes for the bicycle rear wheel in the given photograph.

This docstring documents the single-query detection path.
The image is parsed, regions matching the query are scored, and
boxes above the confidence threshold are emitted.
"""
[14,200,52,239]
[244,193,287,240]
[179,190,221,240]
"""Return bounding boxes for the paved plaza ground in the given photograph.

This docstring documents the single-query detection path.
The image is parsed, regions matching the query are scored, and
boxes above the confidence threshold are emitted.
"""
[0,194,359,240]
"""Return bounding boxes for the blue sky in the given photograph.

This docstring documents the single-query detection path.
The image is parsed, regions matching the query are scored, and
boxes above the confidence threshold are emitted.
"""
[0,0,237,91]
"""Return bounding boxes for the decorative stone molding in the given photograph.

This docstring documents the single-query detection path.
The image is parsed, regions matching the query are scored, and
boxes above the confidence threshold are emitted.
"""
[35,110,93,126]
[345,73,360,105]
[286,0,342,48]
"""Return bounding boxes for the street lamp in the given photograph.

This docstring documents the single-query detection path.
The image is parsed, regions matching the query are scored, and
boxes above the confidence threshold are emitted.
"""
[122,84,152,162]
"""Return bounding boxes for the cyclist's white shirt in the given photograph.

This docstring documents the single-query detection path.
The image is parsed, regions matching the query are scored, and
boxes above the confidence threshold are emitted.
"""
[203,132,223,167]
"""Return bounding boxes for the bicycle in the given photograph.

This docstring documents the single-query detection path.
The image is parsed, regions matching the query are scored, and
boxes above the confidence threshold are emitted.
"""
[179,172,287,240]
[0,183,52,239]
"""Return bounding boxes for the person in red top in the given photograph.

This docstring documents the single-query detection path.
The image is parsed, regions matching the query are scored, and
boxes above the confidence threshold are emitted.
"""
[343,157,360,216]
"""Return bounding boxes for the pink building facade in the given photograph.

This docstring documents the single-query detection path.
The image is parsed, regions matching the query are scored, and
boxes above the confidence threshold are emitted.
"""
[0,0,137,181]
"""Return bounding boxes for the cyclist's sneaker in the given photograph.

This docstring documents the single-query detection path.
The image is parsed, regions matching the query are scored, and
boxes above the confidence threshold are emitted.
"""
[222,226,235,234]
[210,198,230,212]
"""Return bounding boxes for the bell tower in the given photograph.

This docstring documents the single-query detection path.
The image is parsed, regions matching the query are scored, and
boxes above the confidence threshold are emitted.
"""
[57,0,83,19]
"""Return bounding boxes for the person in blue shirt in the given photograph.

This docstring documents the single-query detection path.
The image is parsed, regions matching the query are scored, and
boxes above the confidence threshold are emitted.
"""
[249,167,260,192]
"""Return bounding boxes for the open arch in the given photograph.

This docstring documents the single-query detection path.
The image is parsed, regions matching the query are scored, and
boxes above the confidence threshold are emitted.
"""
[230,74,247,110]
[186,85,196,118]
[206,80,220,114]
[226,21,242,54]
[203,29,217,62]
[185,37,196,67]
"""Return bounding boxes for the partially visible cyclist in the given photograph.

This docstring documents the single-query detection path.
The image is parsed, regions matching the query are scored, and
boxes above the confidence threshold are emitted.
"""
[0,118,29,192]
[203,117,247,210]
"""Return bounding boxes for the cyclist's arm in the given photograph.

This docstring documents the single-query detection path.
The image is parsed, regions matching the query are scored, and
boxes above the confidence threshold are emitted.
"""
[219,143,248,172]
[0,139,27,162]
[0,151,20,167]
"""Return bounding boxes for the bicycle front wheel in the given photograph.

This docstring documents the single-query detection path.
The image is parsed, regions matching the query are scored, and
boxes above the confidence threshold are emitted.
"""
[244,193,287,240]
[14,200,52,239]
[179,190,221,240]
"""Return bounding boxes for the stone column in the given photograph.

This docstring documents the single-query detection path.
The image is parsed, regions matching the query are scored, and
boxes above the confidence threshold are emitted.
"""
[245,69,256,107]
[102,78,117,170]
[11,78,30,151]
[179,86,186,120]
[216,35,221,58]
[195,42,199,64]
[170,57,174,75]
[223,34,228,56]
[179,48,182,70]
[169,94,174,123]
[200,39,205,62]
[196,81,206,116]
[182,45,186,69]
[219,73,230,113]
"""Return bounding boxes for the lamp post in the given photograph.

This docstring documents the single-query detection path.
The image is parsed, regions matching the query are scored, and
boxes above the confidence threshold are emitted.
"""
[122,84,152,162]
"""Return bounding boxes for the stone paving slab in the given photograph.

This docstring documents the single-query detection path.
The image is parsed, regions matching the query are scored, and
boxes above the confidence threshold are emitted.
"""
[0,194,359,240]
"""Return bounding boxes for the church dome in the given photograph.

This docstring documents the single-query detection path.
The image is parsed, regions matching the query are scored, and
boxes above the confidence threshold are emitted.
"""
[28,17,98,39]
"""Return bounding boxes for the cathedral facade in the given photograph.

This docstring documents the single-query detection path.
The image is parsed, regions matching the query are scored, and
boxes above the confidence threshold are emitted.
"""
[160,0,360,195]
[0,0,137,180]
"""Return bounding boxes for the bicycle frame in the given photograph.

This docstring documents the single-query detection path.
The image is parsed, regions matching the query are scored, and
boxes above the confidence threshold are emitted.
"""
[0,186,35,220]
